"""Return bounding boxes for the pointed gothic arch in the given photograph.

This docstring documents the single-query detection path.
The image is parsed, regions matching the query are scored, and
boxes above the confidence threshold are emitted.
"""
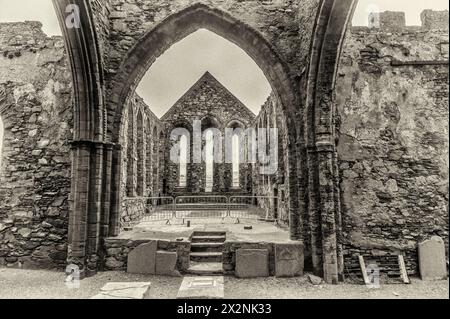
[53,0,358,283]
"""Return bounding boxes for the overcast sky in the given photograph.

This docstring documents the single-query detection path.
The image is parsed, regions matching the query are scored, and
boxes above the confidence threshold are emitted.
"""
[0,0,448,117]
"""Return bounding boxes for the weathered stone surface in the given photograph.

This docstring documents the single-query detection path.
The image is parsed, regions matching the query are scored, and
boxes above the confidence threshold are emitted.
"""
[235,249,269,278]
[91,282,151,299]
[177,276,224,299]
[161,72,255,195]
[308,274,323,285]
[418,236,447,281]
[0,4,447,285]
[0,21,71,270]
[337,14,449,276]
[156,251,181,277]
[274,243,304,277]
[127,241,157,274]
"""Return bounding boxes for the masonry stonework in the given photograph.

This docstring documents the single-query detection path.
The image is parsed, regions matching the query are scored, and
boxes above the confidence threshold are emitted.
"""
[1,3,447,284]
[336,12,449,275]
[160,72,256,196]
[0,22,72,269]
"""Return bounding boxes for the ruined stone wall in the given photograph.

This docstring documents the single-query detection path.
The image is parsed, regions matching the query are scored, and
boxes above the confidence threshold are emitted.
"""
[0,22,72,269]
[119,95,162,227]
[161,72,256,196]
[337,11,449,275]
[253,93,290,223]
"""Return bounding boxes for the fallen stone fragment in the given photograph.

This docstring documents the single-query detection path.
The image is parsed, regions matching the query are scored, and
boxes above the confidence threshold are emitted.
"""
[308,274,323,285]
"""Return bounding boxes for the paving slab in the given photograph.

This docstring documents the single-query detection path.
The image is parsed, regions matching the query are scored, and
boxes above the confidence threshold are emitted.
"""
[177,276,224,299]
[91,282,151,299]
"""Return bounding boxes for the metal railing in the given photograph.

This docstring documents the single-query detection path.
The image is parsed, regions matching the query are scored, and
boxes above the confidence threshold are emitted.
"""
[123,195,279,223]
[229,196,278,220]
[174,195,229,219]
[123,196,175,224]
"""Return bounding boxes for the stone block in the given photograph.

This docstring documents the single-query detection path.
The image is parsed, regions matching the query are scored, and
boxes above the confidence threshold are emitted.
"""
[418,236,447,281]
[156,251,181,276]
[177,276,224,299]
[127,241,157,275]
[274,243,304,277]
[91,282,151,299]
[235,249,269,278]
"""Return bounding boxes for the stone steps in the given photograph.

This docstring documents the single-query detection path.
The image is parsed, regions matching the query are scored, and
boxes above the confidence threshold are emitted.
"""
[192,231,226,237]
[191,242,225,252]
[189,231,226,271]
[191,235,226,243]
[186,262,224,275]
[190,252,223,262]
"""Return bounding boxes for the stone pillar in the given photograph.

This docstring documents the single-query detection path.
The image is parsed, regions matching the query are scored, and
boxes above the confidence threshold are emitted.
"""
[68,140,112,277]
[101,144,114,238]
[307,146,322,275]
[297,140,309,264]
[85,143,104,275]
[333,149,344,280]
[287,144,301,240]
[68,141,91,276]
[109,145,122,237]
[317,140,339,284]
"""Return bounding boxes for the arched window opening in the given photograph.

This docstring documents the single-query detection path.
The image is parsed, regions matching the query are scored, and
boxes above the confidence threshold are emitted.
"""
[179,134,188,188]
[136,111,144,196]
[205,130,214,193]
[152,126,158,195]
[126,107,134,197]
[158,131,165,195]
[136,29,271,117]
[232,134,240,188]
[145,119,152,193]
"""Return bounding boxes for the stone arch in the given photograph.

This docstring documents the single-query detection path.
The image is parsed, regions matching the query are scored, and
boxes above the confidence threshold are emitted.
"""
[166,121,193,192]
[304,0,358,284]
[226,119,245,130]
[201,115,222,131]
[52,0,358,283]
[109,3,298,144]
[225,119,247,190]
[105,4,300,212]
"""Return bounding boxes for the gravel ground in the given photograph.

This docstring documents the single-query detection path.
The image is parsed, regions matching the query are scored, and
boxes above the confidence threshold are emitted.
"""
[0,268,448,299]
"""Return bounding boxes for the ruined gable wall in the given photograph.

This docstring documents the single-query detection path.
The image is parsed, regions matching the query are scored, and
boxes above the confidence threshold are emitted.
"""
[0,22,72,269]
[161,75,256,196]
[336,11,449,275]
